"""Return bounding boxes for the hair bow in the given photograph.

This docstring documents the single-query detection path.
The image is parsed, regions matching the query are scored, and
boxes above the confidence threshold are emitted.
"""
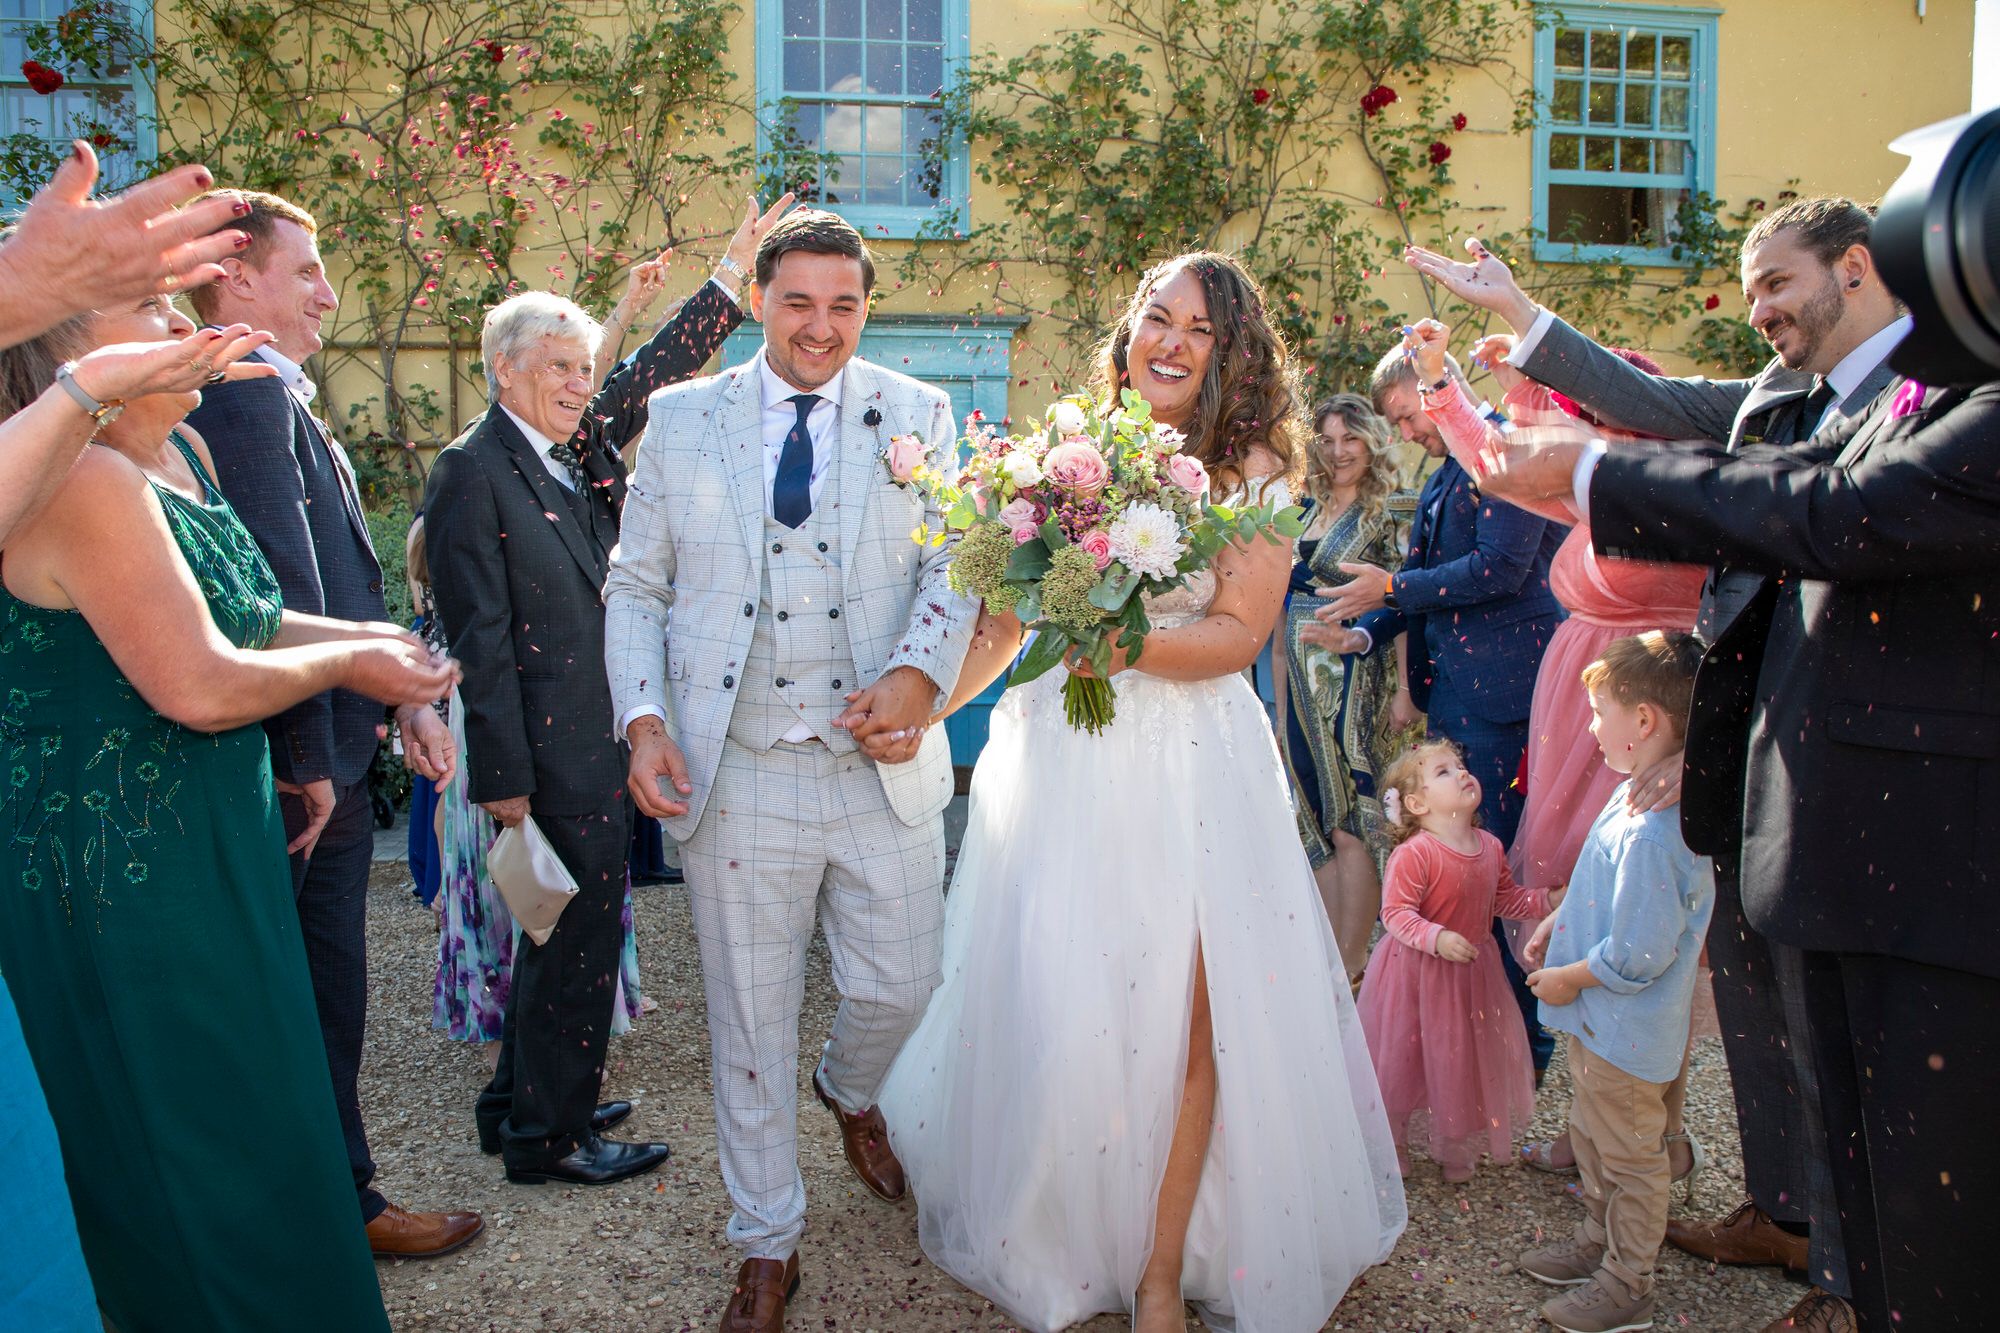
[1382,787,1403,825]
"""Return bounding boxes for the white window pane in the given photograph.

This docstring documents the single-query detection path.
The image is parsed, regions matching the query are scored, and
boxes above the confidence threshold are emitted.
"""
[823,40,862,92]
[822,101,862,152]
[862,102,901,153]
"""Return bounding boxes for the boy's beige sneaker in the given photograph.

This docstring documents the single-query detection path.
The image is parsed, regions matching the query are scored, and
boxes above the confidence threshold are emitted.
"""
[1519,1236,1606,1286]
[1540,1277,1656,1333]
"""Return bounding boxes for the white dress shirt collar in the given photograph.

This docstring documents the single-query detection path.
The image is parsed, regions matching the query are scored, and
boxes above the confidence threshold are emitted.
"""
[498,404,574,490]
[756,346,847,413]
[1825,314,1913,406]
[258,344,317,406]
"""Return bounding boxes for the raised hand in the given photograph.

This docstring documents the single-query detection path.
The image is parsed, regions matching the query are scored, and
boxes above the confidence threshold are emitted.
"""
[722,190,799,278]
[1401,318,1451,386]
[1470,332,1528,394]
[71,324,279,403]
[1403,238,1539,332]
[0,144,249,347]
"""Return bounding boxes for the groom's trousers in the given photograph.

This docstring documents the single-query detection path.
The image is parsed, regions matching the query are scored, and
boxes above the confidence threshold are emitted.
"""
[680,736,946,1260]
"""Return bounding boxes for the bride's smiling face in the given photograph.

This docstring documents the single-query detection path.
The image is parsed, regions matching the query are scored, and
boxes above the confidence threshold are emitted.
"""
[1123,268,1214,429]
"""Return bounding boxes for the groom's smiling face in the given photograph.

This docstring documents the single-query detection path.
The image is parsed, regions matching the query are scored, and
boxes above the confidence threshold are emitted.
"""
[751,250,870,393]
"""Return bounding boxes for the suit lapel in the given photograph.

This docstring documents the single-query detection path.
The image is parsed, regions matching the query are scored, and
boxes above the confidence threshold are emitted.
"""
[834,359,882,579]
[1413,458,1457,568]
[1734,368,1812,448]
[491,409,601,589]
[715,361,768,566]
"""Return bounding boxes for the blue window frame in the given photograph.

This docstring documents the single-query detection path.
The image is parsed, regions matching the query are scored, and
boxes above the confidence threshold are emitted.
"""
[757,0,968,240]
[1531,3,1718,265]
[0,0,154,206]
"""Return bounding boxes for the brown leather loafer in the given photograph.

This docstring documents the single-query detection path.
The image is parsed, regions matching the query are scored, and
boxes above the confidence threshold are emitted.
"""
[812,1067,905,1201]
[365,1201,485,1259]
[719,1253,800,1333]
[1665,1199,1808,1272]
[1761,1288,1858,1332]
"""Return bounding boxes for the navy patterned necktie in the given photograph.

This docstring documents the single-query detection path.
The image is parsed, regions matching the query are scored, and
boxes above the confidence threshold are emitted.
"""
[547,436,586,490]
[772,392,820,528]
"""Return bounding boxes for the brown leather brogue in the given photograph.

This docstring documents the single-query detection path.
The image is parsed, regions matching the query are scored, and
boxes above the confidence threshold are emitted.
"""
[1761,1288,1858,1332]
[812,1068,906,1202]
[1665,1199,1808,1272]
[365,1201,485,1259]
[719,1253,800,1333]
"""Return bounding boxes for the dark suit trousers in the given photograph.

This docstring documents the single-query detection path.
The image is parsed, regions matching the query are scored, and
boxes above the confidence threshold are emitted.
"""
[1707,858,1848,1293]
[1803,951,1997,1328]
[282,779,386,1222]
[478,802,631,1162]
[1425,683,1551,1070]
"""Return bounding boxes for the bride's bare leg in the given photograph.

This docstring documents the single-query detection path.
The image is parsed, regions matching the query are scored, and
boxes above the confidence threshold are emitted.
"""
[1135,948,1214,1332]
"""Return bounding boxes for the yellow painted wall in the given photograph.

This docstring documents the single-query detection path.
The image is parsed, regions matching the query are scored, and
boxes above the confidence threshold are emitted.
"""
[292,0,1974,440]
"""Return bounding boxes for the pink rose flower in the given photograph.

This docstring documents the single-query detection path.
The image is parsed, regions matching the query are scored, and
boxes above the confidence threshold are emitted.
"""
[884,433,926,483]
[1012,525,1040,545]
[1043,440,1110,494]
[997,497,1038,530]
[1079,529,1114,570]
[1165,453,1209,495]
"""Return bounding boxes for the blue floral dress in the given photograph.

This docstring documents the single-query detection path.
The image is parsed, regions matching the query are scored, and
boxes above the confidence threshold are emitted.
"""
[0,436,389,1331]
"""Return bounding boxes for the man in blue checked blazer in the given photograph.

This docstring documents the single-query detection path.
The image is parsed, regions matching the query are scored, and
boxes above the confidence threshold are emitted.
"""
[187,190,482,1258]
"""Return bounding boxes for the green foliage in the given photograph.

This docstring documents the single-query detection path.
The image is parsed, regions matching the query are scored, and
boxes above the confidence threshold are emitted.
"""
[365,499,418,626]
[904,0,1769,395]
[9,0,761,510]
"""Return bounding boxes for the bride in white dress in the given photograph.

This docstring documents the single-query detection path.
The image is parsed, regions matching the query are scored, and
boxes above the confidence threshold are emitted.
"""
[878,252,1407,1333]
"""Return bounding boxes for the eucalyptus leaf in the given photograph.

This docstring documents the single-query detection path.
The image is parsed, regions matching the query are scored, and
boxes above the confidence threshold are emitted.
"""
[1005,539,1052,582]
[1008,627,1070,687]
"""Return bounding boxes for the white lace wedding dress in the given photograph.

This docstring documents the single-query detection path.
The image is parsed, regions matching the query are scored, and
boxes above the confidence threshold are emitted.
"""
[879,528,1409,1332]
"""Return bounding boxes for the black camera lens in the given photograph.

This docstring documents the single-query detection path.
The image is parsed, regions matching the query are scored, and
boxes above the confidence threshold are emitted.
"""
[1874,107,2000,385]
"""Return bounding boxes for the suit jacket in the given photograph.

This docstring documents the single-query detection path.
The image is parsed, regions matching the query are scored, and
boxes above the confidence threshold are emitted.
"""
[1589,379,2000,978]
[1519,311,1902,845]
[185,355,386,789]
[1358,454,1564,723]
[603,353,978,839]
[424,281,740,815]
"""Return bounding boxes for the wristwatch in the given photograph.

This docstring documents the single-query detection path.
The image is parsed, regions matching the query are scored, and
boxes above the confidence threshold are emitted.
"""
[1382,573,1400,611]
[54,361,124,427]
[715,254,749,285]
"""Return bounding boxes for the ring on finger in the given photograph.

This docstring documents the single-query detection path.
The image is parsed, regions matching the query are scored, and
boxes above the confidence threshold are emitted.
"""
[205,371,227,385]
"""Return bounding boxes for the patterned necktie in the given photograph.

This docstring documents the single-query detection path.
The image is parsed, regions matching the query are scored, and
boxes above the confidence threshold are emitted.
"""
[1800,378,1838,439]
[772,393,820,528]
[547,436,587,490]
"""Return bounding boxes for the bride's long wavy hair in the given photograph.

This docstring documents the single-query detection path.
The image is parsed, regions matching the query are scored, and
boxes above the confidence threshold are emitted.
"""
[1092,251,1302,498]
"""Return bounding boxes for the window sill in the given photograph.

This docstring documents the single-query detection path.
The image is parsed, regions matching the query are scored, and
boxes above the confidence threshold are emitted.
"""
[1533,239,1697,268]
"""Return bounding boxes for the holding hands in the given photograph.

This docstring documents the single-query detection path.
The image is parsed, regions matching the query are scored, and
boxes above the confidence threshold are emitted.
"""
[835,666,938,766]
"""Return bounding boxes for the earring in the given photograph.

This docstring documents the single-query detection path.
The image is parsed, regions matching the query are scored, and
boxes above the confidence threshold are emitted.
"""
[1849,279,1862,289]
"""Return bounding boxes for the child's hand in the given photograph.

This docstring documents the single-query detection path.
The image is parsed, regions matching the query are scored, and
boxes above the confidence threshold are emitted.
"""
[1401,318,1451,386]
[1471,332,1527,393]
[1527,964,1582,1005]
[1522,912,1557,969]
[1434,929,1478,963]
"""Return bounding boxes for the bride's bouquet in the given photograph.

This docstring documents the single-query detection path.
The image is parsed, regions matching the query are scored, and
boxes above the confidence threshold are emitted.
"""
[911,388,1303,734]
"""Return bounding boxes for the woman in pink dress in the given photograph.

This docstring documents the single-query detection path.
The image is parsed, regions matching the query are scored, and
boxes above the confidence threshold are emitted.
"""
[1404,320,1714,1182]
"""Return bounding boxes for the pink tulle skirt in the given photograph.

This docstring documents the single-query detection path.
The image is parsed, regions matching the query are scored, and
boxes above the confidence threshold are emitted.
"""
[1357,934,1536,1176]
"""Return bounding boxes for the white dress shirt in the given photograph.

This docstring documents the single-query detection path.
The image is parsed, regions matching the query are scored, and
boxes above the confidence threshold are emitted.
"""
[618,351,850,744]
[258,343,319,408]
[499,404,576,492]
[1569,314,1913,519]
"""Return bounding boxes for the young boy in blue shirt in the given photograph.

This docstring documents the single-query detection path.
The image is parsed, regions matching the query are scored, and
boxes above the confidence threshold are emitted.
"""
[1517,630,1714,1333]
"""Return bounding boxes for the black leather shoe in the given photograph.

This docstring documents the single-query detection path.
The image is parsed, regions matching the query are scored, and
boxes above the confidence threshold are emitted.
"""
[505,1132,671,1186]
[480,1101,635,1156]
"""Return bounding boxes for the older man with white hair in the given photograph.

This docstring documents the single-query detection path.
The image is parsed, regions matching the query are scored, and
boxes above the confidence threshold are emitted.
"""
[425,199,783,1184]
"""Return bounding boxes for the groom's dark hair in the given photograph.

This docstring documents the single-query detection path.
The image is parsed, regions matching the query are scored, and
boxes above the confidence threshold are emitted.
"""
[755,209,876,294]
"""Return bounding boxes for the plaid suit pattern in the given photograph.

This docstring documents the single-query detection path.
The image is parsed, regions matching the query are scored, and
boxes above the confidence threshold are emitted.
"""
[602,353,976,1258]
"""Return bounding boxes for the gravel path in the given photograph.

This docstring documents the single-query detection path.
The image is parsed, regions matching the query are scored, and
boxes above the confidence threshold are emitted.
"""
[361,860,1800,1331]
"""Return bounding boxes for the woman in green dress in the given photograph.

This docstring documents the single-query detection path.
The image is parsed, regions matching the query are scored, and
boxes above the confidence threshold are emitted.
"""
[1277,395,1418,984]
[0,294,457,1331]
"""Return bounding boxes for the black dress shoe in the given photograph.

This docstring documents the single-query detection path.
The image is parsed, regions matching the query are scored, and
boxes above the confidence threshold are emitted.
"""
[505,1133,671,1186]
[480,1101,635,1156]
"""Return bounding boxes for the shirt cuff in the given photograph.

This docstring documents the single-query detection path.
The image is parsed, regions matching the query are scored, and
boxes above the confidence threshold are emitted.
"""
[1571,439,1608,521]
[619,703,669,738]
[1509,305,1558,362]
[1350,626,1375,655]
[707,274,743,309]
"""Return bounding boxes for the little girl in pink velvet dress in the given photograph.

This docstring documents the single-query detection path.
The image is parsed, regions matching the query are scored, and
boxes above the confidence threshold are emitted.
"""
[1357,739,1557,1182]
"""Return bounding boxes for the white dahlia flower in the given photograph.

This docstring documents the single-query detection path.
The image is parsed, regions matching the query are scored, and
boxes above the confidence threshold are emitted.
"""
[1106,502,1186,580]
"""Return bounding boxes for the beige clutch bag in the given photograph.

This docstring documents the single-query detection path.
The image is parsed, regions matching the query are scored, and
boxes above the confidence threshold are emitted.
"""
[485,816,577,946]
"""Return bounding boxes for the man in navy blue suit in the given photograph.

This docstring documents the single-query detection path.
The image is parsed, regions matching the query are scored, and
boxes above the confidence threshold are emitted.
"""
[186,192,483,1259]
[1324,344,1566,1068]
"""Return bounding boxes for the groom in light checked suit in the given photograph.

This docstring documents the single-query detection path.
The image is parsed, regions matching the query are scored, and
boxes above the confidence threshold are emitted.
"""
[603,210,975,1333]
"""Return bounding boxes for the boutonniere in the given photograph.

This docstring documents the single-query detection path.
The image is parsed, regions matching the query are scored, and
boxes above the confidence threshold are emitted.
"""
[881,432,926,488]
[1888,380,1928,421]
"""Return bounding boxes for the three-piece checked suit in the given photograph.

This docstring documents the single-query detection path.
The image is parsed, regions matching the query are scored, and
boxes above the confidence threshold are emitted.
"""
[604,350,977,1258]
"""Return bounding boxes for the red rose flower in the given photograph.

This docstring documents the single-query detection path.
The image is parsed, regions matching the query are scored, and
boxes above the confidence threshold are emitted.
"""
[1250,87,1272,106]
[1704,294,1721,311]
[1361,84,1398,117]
[1428,141,1451,166]
[482,41,506,63]
[89,132,115,149]
[21,60,63,95]
[1452,112,1468,131]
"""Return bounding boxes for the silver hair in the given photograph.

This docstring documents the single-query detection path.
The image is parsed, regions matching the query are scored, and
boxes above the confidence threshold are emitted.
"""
[479,291,603,400]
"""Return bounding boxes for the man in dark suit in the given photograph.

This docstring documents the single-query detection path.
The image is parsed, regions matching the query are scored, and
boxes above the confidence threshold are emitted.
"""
[1405,198,1909,1329]
[187,192,483,1259]
[424,207,766,1184]
[1325,347,1566,1070]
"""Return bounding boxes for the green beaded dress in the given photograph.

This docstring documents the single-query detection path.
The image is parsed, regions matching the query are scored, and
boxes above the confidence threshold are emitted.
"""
[0,436,389,1332]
